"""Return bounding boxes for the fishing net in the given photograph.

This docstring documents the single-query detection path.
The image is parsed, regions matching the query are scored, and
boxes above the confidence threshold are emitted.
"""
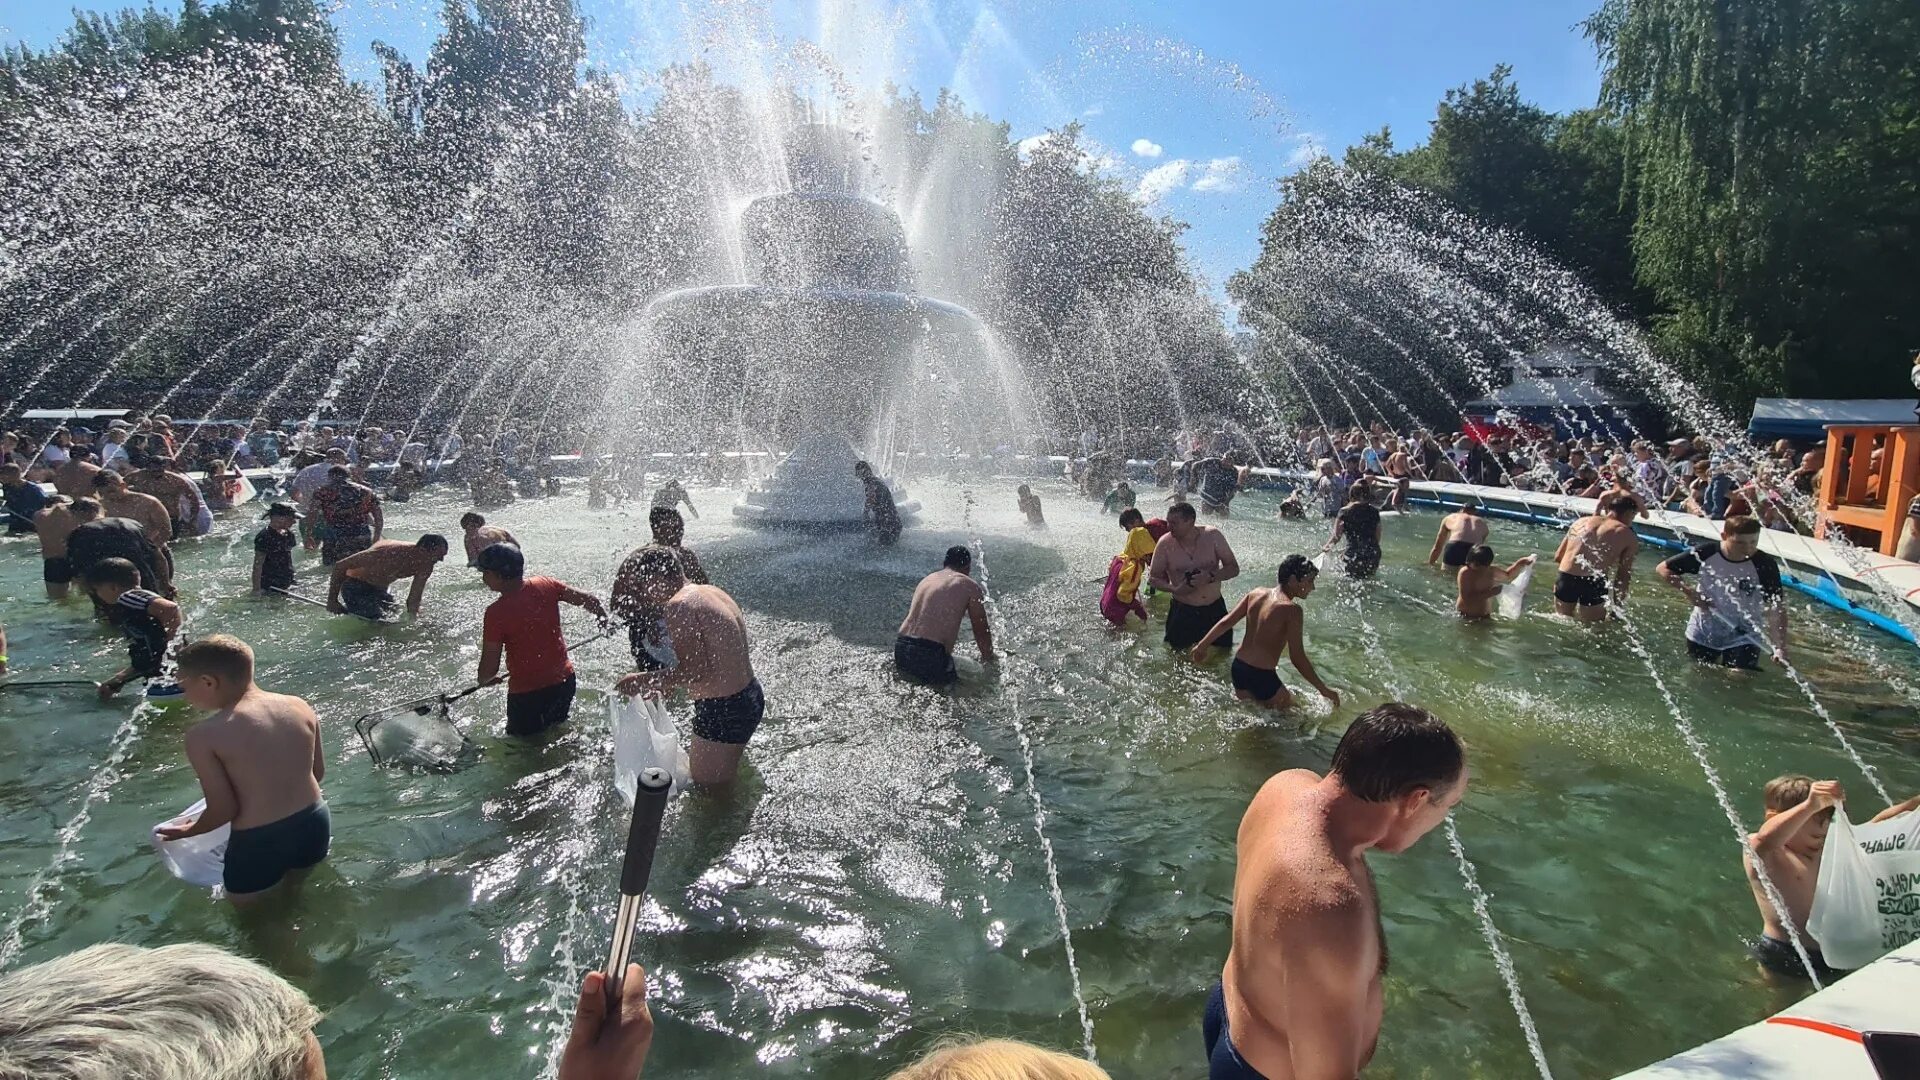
[353,697,482,772]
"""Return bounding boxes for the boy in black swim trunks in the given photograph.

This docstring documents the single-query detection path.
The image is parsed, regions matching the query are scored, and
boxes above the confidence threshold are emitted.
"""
[1188,555,1340,710]
[85,557,182,700]
[156,635,329,906]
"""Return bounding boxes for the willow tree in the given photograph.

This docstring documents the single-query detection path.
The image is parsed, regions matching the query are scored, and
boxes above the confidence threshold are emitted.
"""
[1589,0,1920,399]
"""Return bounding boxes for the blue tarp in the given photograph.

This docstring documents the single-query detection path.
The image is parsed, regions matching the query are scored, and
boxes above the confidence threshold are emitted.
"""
[1748,398,1920,440]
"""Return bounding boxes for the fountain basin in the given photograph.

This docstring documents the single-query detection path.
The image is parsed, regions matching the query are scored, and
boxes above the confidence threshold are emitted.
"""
[731,432,919,526]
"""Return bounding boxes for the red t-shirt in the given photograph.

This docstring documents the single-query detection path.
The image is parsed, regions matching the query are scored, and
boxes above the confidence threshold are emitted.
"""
[1145,518,1170,541]
[483,577,573,694]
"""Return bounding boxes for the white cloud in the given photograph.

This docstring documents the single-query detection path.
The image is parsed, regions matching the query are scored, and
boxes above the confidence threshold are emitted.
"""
[1083,103,1106,118]
[1130,138,1164,159]
[1016,134,1050,156]
[1190,156,1247,193]
[1135,159,1191,204]
[1282,133,1328,171]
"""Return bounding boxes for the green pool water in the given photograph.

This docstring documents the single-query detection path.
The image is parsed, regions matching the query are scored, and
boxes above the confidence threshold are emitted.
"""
[1,477,1916,1078]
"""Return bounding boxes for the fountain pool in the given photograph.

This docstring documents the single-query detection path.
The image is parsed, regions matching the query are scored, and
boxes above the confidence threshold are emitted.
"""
[2,478,1916,1077]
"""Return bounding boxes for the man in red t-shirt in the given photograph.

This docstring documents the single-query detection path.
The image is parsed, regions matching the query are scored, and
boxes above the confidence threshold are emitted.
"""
[476,543,608,736]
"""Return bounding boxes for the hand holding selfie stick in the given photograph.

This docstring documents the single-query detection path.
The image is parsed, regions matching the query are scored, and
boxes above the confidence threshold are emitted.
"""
[604,767,673,1004]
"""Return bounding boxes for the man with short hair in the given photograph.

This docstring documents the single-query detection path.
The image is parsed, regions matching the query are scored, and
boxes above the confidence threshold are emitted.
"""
[1427,501,1488,569]
[476,543,608,737]
[651,477,698,518]
[310,465,382,565]
[854,461,901,546]
[32,495,80,599]
[126,454,210,539]
[1188,554,1340,710]
[1206,704,1468,1080]
[91,469,175,587]
[460,512,519,566]
[66,497,171,599]
[155,635,328,904]
[327,535,448,620]
[253,502,301,595]
[1,463,48,536]
[1656,515,1789,669]
[1324,482,1384,578]
[1552,493,1640,622]
[647,507,709,585]
[1150,502,1240,655]
[51,447,101,498]
[613,546,763,785]
[290,447,348,551]
[895,545,995,685]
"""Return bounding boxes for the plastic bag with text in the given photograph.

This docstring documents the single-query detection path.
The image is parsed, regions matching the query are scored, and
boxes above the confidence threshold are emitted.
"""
[1497,563,1535,620]
[151,799,230,888]
[610,692,691,801]
[1809,808,1920,969]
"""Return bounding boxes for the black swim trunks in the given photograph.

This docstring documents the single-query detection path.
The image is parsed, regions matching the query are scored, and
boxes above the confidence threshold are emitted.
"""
[224,801,331,895]
[894,634,957,685]
[506,672,576,736]
[1441,540,1474,568]
[1230,659,1285,703]
[1203,981,1271,1080]
[1553,571,1609,608]
[1687,638,1764,670]
[340,577,398,620]
[43,556,73,584]
[1748,934,1843,982]
[1343,548,1381,579]
[1166,597,1231,651]
[692,678,765,745]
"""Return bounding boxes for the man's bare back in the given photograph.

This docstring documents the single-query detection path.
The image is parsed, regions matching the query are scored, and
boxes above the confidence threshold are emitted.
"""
[34,502,78,558]
[1224,770,1385,1079]
[100,489,172,546]
[184,688,324,830]
[1232,589,1302,670]
[1556,515,1637,580]
[1440,512,1488,546]
[899,569,986,652]
[465,525,518,563]
[662,583,754,701]
[53,458,100,497]
[338,539,434,588]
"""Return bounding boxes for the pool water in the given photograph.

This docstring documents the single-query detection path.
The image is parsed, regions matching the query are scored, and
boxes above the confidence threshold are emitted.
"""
[1,477,1916,1078]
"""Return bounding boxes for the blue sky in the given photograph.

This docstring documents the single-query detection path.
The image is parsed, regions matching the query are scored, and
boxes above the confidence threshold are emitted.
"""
[3,0,1605,295]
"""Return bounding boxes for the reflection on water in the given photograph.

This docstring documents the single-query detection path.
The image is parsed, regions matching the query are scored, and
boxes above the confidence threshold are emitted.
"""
[0,477,1916,1077]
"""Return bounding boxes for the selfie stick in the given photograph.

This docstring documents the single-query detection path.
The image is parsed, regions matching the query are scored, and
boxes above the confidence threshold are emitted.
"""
[603,767,673,1002]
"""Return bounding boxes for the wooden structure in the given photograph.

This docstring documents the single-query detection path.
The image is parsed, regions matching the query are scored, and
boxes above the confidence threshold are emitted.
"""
[1816,424,1920,556]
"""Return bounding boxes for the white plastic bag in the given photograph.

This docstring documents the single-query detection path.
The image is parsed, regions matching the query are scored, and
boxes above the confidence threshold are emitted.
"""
[1311,551,1328,573]
[610,693,691,800]
[150,799,229,888]
[1809,807,1920,969]
[1497,563,1536,620]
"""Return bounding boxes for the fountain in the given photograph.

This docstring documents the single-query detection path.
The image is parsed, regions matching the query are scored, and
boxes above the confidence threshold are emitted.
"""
[633,124,999,526]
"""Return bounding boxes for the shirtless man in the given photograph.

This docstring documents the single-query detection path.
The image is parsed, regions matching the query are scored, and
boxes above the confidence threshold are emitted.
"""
[1426,502,1488,570]
[125,455,209,539]
[894,545,994,685]
[613,546,762,785]
[52,449,102,498]
[1551,493,1639,623]
[854,461,901,546]
[91,469,175,585]
[1742,776,1920,980]
[327,535,448,620]
[1150,502,1240,656]
[155,635,328,907]
[33,496,80,599]
[1206,704,1468,1080]
[651,478,698,518]
[460,512,519,566]
[1456,547,1536,620]
[1188,554,1339,710]
[1383,443,1412,511]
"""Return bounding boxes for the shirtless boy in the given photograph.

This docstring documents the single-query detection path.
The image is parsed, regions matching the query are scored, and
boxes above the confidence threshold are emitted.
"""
[1188,554,1339,710]
[33,496,80,599]
[1427,502,1488,570]
[613,546,763,785]
[1206,705,1467,1080]
[461,512,519,566]
[1552,493,1640,622]
[894,546,995,685]
[52,449,101,498]
[155,635,329,906]
[1150,502,1240,656]
[1742,776,1920,982]
[327,535,449,620]
[1455,547,1536,620]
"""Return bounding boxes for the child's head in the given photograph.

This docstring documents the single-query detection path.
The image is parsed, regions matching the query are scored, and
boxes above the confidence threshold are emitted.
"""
[85,557,140,602]
[175,635,256,710]
[1467,545,1495,567]
[263,502,299,531]
[1762,774,1831,853]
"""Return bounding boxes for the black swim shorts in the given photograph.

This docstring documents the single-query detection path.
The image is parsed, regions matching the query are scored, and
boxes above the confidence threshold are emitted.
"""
[1552,571,1609,608]
[894,634,957,685]
[1344,547,1381,579]
[506,672,576,736]
[340,577,398,620]
[1166,597,1231,651]
[1687,639,1763,671]
[692,678,765,745]
[1441,540,1474,568]
[224,801,331,895]
[42,556,73,584]
[1230,659,1285,704]
[1747,935,1842,982]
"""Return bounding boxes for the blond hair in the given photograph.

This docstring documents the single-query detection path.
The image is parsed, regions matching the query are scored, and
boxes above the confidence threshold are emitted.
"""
[887,1038,1110,1080]
[1763,774,1813,813]
[175,635,256,686]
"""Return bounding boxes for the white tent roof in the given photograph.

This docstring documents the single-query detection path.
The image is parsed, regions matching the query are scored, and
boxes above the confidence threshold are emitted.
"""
[1463,375,1637,410]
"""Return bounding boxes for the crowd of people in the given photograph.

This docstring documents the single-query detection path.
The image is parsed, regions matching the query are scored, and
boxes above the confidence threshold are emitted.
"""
[0,412,1917,1079]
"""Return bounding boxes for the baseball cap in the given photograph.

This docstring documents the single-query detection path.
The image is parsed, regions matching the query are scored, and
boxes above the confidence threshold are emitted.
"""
[474,542,524,577]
